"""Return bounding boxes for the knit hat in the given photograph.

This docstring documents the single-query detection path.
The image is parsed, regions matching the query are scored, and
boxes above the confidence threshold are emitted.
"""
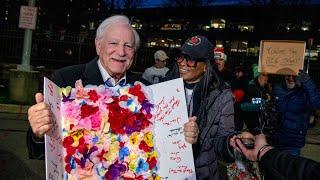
[214,47,227,61]
[180,35,214,61]
[252,64,260,79]
[154,50,169,61]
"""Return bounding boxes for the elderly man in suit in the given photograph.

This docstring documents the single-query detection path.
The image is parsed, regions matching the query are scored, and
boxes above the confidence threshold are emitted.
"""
[27,15,199,159]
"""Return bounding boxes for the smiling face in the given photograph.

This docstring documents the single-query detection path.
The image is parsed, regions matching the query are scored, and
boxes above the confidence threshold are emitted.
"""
[285,75,296,89]
[215,59,225,71]
[95,23,135,80]
[178,58,206,84]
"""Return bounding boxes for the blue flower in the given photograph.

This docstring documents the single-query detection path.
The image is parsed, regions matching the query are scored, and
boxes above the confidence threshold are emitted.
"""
[136,158,149,174]
[119,147,130,161]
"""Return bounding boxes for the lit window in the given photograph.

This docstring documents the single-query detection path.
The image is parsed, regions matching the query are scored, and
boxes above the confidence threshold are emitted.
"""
[211,18,226,29]
[238,25,254,32]
[301,21,311,31]
[160,24,182,30]
[202,25,210,31]
[131,22,142,30]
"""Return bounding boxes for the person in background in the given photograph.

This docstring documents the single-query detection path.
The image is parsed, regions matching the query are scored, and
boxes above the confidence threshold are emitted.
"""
[241,64,271,134]
[165,35,235,180]
[273,70,320,156]
[214,47,232,83]
[142,50,170,84]
[232,133,320,180]
[26,15,198,160]
[231,66,248,131]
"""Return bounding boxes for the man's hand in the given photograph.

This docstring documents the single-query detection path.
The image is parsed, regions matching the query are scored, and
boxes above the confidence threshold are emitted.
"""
[235,134,273,161]
[295,69,310,86]
[229,131,254,152]
[28,93,52,138]
[183,116,199,144]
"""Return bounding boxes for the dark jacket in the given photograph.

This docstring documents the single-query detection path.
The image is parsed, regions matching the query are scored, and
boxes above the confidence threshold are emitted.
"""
[194,85,235,180]
[260,148,320,180]
[27,58,148,159]
[273,79,320,148]
[166,70,235,179]
[241,78,271,134]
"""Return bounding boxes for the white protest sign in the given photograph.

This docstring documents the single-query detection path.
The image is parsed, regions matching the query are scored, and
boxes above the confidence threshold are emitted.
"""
[149,78,196,180]
[44,77,64,180]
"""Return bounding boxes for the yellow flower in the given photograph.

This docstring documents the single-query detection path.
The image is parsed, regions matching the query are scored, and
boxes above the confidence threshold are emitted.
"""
[59,86,72,97]
[148,175,161,180]
[147,151,157,159]
[143,132,154,147]
[101,113,110,134]
[71,129,84,141]
[104,141,119,161]
[119,87,129,95]
[129,132,140,145]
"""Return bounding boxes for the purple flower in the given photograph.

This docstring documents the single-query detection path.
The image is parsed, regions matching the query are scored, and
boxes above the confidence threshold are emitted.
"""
[141,100,153,114]
[105,162,126,180]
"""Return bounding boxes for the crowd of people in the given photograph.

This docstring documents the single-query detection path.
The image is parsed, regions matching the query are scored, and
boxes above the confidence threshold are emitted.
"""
[26,14,320,180]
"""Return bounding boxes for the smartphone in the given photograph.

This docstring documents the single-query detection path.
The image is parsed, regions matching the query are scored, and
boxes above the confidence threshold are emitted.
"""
[239,138,254,149]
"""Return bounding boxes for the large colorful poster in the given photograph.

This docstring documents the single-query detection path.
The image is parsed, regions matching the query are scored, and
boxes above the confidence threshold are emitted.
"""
[44,77,196,180]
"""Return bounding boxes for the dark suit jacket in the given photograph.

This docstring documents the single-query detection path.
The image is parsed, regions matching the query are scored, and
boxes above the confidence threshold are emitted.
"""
[27,58,149,159]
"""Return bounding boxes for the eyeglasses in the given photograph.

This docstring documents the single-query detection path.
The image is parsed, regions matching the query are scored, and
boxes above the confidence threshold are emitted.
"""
[176,54,204,68]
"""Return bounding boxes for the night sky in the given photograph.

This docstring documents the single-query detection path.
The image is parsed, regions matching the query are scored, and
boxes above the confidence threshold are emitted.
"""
[139,0,320,8]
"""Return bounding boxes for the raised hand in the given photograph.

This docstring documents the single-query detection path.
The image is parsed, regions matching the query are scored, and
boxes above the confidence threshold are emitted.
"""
[28,93,53,139]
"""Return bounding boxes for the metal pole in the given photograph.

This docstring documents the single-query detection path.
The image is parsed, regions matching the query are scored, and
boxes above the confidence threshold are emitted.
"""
[18,0,36,71]
[306,38,313,74]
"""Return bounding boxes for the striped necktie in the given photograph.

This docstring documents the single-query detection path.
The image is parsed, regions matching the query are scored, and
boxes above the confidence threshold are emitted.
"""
[104,78,126,87]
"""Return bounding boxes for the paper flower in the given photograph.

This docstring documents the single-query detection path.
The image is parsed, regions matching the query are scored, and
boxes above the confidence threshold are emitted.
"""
[60,83,158,179]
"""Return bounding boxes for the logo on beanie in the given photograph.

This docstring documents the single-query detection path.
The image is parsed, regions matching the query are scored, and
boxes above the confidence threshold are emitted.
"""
[186,36,201,46]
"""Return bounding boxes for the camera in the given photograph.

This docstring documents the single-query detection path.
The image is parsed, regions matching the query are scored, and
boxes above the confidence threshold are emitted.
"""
[251,97,262,104]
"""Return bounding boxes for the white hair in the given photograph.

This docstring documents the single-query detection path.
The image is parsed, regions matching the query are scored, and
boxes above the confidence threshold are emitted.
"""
[95,15,140,50]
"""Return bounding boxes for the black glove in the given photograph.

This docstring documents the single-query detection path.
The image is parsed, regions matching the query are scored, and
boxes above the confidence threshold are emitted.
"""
[295,69,310,86]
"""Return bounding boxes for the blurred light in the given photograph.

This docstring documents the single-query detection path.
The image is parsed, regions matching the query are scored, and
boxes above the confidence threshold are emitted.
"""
[301,27,309,31]
[161,39,165,43]
[5,17,8,20]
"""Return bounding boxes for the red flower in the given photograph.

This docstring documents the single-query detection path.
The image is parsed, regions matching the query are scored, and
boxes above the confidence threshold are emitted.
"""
[80,104,99,118]
[64,154,72,163]
[139,140,152,152]
[97,149,108,161]
[88,90,100,102]
[65,163,72,173]
[120,95,129,101]
[147,157,157,170]
[63,136,74,147]
[78,143,88,154]
[128,84,146,103]
[69,124,74,130]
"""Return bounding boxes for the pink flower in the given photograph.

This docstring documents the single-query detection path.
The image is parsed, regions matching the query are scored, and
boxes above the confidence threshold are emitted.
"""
[90,112,101,130]
[61,101,81,123]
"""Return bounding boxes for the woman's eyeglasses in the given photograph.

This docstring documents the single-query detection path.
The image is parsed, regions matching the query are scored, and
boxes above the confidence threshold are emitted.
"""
[176,54,198,67]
